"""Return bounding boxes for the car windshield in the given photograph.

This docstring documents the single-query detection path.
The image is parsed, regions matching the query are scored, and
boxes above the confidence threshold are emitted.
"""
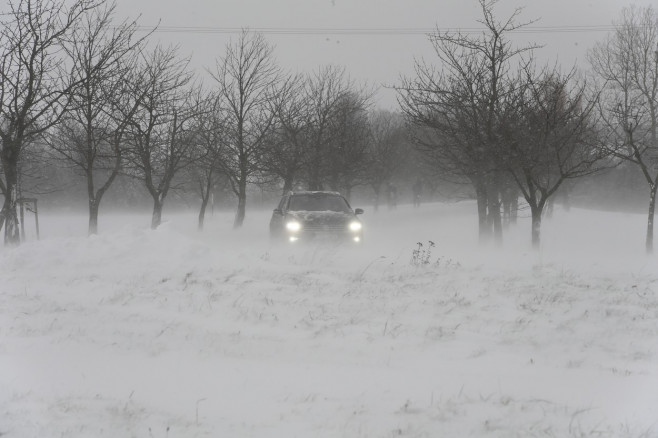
[288,194,351,213]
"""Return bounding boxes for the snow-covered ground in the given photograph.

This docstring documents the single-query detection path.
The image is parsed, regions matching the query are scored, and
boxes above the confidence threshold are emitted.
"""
[1,201,657,437]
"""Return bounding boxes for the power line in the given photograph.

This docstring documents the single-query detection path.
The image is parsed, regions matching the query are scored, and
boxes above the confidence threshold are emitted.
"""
[132,24,629,36]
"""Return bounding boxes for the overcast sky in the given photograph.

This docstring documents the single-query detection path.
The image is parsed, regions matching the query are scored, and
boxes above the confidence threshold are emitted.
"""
[113,0,655,108]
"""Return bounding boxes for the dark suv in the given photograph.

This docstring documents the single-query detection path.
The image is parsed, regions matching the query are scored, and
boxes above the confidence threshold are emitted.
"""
[269,191,364,243]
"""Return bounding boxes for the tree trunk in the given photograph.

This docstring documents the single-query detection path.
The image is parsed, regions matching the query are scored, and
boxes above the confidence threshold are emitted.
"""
[198,197,209,231]
[476,180,489,244]
[1,148,21,245]
[488,195,502,246]
[282,175,294,193]
[198,171,214,231]
[19,196,25,240]
[646,184,657,254]
[2,190,20,244]
[502,190,511,229]
[531,204,542,250]
[233,178,247,229]
[89,197,100,235]
[487,177,503,246]
[86,148,120,236]
[87,172,99,236]
[544,197,555,219]
[151,195,164,229]
[511,195,519,224]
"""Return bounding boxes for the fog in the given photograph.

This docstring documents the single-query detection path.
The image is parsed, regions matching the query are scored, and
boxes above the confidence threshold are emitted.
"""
[2,0,658,435]
[112,0,655,108]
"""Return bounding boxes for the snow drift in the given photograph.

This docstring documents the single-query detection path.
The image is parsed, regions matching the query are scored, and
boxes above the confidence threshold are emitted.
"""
[1,201,657,437]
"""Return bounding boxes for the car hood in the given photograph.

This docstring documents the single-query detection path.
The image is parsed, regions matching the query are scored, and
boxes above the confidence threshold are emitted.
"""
[287,211,355,225]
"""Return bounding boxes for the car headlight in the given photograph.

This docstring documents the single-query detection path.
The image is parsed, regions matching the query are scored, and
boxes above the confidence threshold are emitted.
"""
[349,221,362,232]
[286,221,301,232]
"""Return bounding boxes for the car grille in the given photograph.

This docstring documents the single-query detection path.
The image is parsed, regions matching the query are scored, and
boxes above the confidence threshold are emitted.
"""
[302,223,347,233]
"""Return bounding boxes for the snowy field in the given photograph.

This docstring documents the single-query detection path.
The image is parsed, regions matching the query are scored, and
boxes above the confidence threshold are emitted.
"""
[1,200,658,437]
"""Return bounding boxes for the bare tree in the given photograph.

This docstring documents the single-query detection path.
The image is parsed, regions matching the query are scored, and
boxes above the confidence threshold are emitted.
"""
[397,0,538,245]
[211,29,280,229]
[302,65,354,191]
[589,5,658,253]
[265,68,368,196]
[125,45,202,229]
[48,2,148,235]
[265,73,310,194]
[500,66,604,248]
[0,0,102,244]
[325,90,371,200]
[184,93,231,230]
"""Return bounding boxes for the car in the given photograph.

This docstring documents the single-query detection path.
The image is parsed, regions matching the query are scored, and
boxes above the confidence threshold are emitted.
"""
[269,191,364,244]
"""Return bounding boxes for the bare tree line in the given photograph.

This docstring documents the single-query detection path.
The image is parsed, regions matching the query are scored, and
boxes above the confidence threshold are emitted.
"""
[1,0,656,252]
[397,0,658,250]
[0,0,410,243]
[589,5,658,253]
